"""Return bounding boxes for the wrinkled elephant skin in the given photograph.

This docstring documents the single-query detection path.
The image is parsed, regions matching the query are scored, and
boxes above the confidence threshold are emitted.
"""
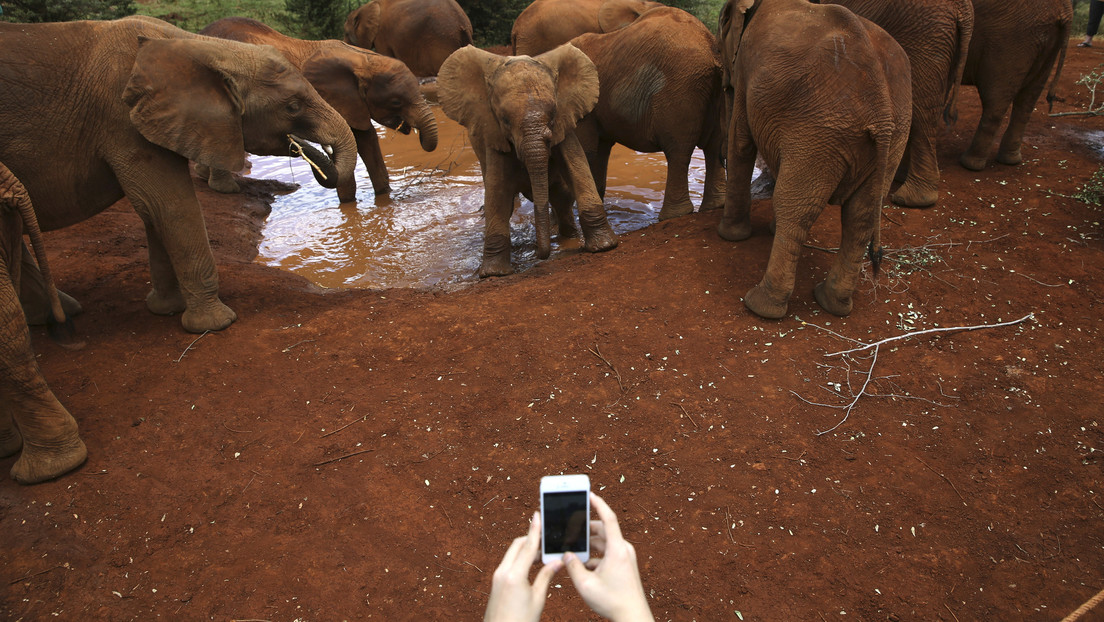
[718,0,912,319]
[344,0,473,77]
[570,7,727,221]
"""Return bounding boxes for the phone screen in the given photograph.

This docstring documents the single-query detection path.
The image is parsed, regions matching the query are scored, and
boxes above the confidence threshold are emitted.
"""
[542,490,588,554]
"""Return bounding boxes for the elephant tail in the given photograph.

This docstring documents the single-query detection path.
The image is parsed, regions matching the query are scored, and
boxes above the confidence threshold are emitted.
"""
[5,170,74,342]
[942,0,974,127]
[1045,18,1070,113]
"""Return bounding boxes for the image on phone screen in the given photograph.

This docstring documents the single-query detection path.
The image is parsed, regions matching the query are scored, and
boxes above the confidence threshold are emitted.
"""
[542,490,588,554]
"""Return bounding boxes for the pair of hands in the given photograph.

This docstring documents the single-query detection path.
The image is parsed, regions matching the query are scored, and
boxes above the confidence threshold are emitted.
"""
[483,492,654,622]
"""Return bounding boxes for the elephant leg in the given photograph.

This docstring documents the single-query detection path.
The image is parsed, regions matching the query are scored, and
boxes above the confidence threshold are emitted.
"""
[891,106,940,208]
[205,167,241,194]
[814,177,882,317]
[557,134,617,254]
[719,105,756,242]
[120,162,236,333]
[657,148,694,221]
[700,143,727,212]
[590,140,614,201]
[0,409,21,458]
[549,179,578,239]
[0,274,86,484]
[478,153,518,278]
[355,127,391,197]
[18,244,82,325]
[744,158,837,319]
[997,81,1049,166]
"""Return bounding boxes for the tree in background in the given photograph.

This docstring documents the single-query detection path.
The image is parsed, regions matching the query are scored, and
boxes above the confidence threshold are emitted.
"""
[0,0,135,22]
[283,0,357,39]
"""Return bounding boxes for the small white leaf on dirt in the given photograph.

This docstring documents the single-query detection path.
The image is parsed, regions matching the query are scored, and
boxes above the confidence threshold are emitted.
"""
[620,475,625,483]
[425,480,430,486]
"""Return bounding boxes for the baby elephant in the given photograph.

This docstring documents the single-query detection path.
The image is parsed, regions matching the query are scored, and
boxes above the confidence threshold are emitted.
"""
[438,44,618,277]
[570,6,726,220]
[719,0,912,318]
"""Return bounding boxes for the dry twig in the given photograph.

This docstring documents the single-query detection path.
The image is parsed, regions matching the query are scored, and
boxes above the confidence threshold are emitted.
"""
[587,344,624,393]
[312,448,374,467]
[174,330,210,363]
[287,135,327,180]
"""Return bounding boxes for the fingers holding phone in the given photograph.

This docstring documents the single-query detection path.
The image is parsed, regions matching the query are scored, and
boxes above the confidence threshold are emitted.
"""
[483,511,563,622]
[563,492,654,622]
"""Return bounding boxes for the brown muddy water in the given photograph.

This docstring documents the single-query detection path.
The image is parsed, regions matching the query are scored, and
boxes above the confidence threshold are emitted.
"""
[249,103,728,290]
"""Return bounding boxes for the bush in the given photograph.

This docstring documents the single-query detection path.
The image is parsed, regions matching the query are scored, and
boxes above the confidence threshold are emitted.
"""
[0,0,136,22]
[282,0,358,39]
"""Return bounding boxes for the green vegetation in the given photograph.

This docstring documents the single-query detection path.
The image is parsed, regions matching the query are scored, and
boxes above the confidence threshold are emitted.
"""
[0,0,136,23]
[5,0,729,44]
[1075,166,1104,207]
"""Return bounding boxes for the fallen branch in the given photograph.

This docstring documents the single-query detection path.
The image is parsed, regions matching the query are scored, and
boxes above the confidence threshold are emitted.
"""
[312,448,374,467]
[826,313,1035,358]
[814,344,879,436]
[587,344,624,393]
[1061,585,1104,622]
[320,410,365,438]
[915,456,967,506]
[174,330,210,363]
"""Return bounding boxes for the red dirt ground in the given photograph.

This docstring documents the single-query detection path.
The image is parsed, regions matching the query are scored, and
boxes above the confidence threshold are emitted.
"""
[4,43,1104,622]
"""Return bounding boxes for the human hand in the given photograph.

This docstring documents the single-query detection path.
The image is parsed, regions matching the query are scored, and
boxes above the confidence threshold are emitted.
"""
[563,493,654,622]
[483,511,563,622]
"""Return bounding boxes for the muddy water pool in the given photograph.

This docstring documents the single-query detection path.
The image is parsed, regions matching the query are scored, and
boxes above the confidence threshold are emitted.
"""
[249,104,723,290]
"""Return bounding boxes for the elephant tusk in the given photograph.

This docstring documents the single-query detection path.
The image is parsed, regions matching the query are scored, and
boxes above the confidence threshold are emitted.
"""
[288,135,328,181]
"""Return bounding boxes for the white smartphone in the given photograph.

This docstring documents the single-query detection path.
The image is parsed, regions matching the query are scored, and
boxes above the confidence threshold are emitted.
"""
[540,474,590,564]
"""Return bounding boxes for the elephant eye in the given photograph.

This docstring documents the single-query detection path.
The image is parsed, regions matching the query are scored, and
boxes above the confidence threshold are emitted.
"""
[286,99,302,115]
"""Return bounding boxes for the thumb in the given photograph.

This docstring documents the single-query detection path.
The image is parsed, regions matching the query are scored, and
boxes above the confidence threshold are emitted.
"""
[563,551,591,586]
[532,559,562,601]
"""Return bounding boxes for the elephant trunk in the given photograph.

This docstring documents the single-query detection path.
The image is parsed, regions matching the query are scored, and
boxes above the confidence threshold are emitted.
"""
[293,108,358,202]
[412,102,439,153]
[522,128,553,260]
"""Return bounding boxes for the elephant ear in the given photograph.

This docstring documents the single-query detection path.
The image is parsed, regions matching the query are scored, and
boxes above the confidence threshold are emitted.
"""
[302,44,376,130]
[123,36,246,172]
[718,0,756,82]
[345,1,382,49]
[438,45,511,152]
[538,44,599,146]
[597,0,652,33]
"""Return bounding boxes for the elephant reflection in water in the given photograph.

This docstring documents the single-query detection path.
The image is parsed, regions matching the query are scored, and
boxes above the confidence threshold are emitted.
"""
[438,45,619,278]
[0,162,86,485]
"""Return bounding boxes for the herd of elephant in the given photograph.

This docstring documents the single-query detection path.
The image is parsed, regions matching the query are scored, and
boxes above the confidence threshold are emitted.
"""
[0,0,1073,484]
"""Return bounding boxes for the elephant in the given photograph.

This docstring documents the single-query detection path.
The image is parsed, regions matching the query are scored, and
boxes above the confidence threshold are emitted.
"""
[568,6,726,221]
[814,0,973,208]
[958,0,1071,171]
[1,162,87,484]
[718,0,911,319]
[511,0,664,56]
[0,16,357,334]
[438,44,619,277]
[200,17,439,199]
[344,0,473,77]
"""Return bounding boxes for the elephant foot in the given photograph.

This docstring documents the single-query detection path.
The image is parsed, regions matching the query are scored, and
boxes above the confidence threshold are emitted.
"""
[10,417,87,485]
[582,228,618,253]
[699,194,726,212]
[207,169,241,194]
[744,283,789,319]
[890,181,938,209]
[146,288,186,316]
[478,254,514,278]
[813,280,853,317]
[22,289,83,326]
[0,422,22,459]
[959,153,987,172]
[181,300,237,334]
[657,200,694,221]
[717,220,753,242]
[997,150,1022,166]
